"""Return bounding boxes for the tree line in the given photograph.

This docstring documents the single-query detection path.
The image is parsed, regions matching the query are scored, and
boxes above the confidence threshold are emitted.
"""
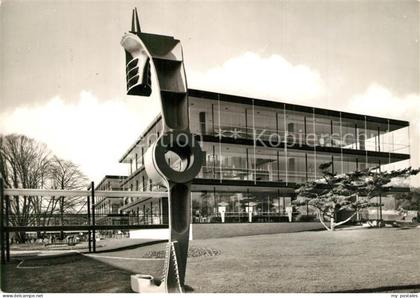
[0,134,89,242]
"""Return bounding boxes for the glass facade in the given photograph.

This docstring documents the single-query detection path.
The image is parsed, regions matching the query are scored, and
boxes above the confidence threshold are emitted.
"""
[197,141,393,183]
[191,190,292,223]
[116,91,410,225]
[189,96,410,154]
[121,198,168,225]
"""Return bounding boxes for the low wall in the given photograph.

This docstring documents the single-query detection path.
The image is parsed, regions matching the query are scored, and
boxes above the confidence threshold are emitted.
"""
[191,222,324,240]
[128,222,324,240]
[129,228,193,240]
[129,228,168,240]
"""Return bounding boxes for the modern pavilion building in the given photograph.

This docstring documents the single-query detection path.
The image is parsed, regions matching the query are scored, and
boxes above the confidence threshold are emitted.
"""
[115,89,410,231]
[94,175,127,227]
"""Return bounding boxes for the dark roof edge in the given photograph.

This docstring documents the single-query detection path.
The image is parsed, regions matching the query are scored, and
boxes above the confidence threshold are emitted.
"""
[188,89,410,127]
[96,175,129,189]
[119,113,162,163]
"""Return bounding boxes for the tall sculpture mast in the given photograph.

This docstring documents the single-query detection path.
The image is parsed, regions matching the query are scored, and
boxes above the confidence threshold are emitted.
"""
[121,8,203,293]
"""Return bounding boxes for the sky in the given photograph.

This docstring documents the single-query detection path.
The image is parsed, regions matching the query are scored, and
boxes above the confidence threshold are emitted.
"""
[1,0,419,186]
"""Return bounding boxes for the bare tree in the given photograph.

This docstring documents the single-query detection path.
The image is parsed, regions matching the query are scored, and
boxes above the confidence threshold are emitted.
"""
[0,134,89,242]
[49,156,88,239]
[0,134,51,242]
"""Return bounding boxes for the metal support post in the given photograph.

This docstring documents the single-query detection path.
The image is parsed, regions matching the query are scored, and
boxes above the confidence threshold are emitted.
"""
[91,182,96,253]
[87,192,91,253]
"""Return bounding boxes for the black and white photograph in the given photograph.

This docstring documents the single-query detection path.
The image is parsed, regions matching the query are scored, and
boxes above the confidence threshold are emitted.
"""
[0,0,419,296]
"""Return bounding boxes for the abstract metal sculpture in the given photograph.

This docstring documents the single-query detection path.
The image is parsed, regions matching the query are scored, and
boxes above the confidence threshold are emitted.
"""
[121,8,203,293]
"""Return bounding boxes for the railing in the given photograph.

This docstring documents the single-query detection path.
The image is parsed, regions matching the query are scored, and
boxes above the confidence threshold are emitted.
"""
[7,214,90,227]
[193,122,410,154]
[95,214,168,226]
[192,211,291,223]
[197,166,307,183]
[0,180,169,263]
[3,188,167,198]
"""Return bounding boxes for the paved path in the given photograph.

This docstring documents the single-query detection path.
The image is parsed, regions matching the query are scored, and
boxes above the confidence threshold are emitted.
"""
[10,238,166,258]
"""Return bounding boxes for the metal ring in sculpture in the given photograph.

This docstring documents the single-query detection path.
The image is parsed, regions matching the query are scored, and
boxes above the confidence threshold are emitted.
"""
[145,131,202,184]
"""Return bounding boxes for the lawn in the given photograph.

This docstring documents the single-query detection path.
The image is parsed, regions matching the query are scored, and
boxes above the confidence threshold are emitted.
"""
[2,227,420,293]
[186,227,420,293]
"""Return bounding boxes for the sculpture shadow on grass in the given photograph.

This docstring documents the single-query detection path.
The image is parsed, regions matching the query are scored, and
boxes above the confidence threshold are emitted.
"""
[330,284,420,293]
[3,253,145,293]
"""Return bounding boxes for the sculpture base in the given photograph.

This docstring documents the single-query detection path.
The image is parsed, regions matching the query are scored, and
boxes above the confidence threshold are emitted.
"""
[131,274,164,293]
[130,241,184,293]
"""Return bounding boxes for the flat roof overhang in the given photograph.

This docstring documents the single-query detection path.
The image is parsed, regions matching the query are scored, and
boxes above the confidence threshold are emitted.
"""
[119,114,162,163]
[190,180,412,196]
[192,179,297,193]
[188,89,409,128]
[96,175,128,190]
